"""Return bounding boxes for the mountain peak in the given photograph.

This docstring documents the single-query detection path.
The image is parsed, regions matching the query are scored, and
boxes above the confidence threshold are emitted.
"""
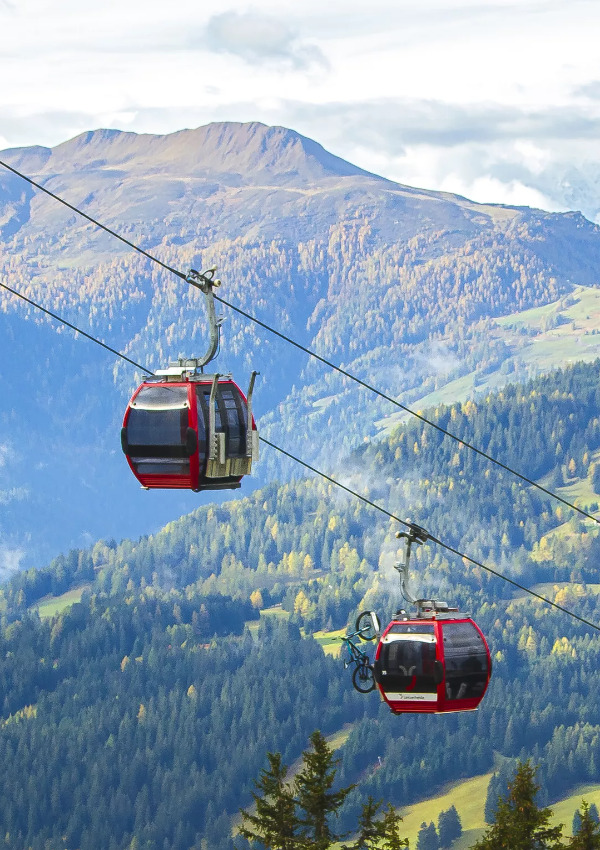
[173,121,376,184]
[3,122,376,188]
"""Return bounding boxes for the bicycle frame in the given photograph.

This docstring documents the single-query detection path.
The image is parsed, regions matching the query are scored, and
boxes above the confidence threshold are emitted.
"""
[341,631,370,669]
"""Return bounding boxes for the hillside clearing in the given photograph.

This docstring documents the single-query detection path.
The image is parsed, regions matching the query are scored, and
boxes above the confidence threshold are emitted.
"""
[33,585,90,619]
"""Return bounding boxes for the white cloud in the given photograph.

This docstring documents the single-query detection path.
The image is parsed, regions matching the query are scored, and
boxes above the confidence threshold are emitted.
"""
[0,544,24,580]
[1,0,600,217]
[414,342,461,379]
[0,487,28,505]
[205,11,327,69]
[78,531,95,547]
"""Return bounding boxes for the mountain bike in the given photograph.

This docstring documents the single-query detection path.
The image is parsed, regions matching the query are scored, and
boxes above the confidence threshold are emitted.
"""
[340,611,378,693]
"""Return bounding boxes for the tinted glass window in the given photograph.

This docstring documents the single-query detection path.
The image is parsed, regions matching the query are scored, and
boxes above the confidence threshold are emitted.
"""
[379,632,438,694]
[127,385,192,475]
[197,384,248,459]
[127,408,189,448]
[195,393,207,463]
[220,386,247,457]
[442,621,488,701]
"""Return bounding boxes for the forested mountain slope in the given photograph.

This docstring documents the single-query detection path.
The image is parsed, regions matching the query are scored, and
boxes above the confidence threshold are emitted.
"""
[2,122,600,564]
[1,361,600,849]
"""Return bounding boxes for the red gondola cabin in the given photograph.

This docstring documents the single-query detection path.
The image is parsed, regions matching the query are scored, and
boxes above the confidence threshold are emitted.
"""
[373,608,491,714]
[121,368,258,492]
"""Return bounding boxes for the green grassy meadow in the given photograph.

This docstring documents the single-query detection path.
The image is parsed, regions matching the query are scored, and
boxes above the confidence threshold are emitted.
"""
[245,603,291,637]
[397,771,492,849]
[34,585,90,619]
[313,627,345,657]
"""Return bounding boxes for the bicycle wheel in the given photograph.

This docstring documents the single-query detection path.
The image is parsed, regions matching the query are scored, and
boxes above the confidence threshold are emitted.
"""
[352,663,375,694]
[355,610,377,641]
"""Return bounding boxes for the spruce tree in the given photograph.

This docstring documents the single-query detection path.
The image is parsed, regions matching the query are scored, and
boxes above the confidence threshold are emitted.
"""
[343,799,408,850]
[472,761,564,850]
[379,804,409,850]
[238,752,299,850]
[438,805,462,848]
[295,730,355,850]
[485,773,501,825]
[485,763,515,825]
[574,805,600,834]
[343,796,384,850]
[416,821,439,850]
[569,801,600,850]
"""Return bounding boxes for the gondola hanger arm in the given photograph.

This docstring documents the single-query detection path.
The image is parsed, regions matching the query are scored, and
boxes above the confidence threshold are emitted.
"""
[185,267,224,368]
[394,523,429,606]
[393,523,457,617]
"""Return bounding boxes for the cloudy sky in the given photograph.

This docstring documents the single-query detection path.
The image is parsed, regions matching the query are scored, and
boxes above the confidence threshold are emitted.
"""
[2,0,600,218]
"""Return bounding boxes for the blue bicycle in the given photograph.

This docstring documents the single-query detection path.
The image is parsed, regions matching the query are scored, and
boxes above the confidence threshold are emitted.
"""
[341,611,378,693]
